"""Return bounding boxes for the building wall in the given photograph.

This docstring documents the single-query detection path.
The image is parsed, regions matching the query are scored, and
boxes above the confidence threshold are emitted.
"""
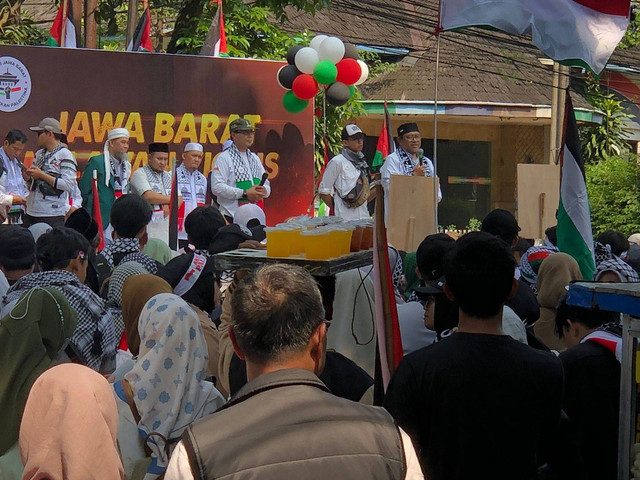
[357,117,548,217]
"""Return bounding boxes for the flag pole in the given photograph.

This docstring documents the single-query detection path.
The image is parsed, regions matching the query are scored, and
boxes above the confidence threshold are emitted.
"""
[433,1,442,232]
[60,0,69,47]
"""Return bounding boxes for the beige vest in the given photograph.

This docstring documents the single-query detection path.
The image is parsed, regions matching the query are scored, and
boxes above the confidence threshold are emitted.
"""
[183,368,406,480]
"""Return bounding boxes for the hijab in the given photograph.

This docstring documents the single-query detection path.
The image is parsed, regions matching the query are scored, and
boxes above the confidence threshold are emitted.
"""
[123,293,225,472]
[121,274,172,356]
[19,364,123,480]
[0,287,77,455]
[142,238,174,265]
[535,253,582,351]
[106,262,149,341]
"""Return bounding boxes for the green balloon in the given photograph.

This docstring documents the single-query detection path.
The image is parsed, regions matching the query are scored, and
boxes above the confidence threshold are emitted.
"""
[313,61,338,85]
[349,85,355,96]
[283,91,309,113]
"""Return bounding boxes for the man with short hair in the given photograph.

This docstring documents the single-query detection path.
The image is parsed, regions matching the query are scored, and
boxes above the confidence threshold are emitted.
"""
[24,118,78,228]
[211,118,270,222]
[2,227,117,371]
[130,142,174,243]
[177,142,209,249]
[554,296,621,480]
[380,123,441,214]
[165,264,423,480]
[0,225,35,296]
[384,232,563,480]
[318,124,372,221]
[79,127,132,235]
[0,129,29,224]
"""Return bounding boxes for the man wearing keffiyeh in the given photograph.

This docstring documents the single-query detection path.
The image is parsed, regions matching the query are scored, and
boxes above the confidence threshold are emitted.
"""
[210,118,270,221]
[1,228,117,372]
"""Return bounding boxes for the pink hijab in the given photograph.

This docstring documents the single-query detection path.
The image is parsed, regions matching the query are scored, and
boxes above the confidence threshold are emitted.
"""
[19,364,123,480]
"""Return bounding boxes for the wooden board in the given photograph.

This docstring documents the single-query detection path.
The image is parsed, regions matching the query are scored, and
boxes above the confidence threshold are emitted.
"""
[516,164,560,239]
[213,249,373,277]
[386,175,437,252]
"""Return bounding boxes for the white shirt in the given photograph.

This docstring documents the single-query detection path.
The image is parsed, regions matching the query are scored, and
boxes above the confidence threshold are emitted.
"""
[398,301,437,354]
[165,427,424,480]
[318,153,370,221]
[0,147,28,208]
[502,305,528,344]
[26,146,78,218]
[210,148,271,218]
[130,165,173,244]
[176,163,207,240]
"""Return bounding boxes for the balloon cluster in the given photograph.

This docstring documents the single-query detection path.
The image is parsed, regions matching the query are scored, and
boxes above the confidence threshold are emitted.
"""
[277,35,370,113]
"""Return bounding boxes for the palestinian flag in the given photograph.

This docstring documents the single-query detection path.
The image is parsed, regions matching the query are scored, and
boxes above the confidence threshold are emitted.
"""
[372,101,395,171]
[46,0,77,48]
[126,7,153,52]
[168,159,180,250]
[557,94,595,280]
[200,0,228,57]
[440,0,631,74]
[91,170,105,252]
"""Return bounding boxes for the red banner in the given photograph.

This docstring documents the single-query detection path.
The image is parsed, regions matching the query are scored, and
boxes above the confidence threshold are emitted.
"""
[0,46,315,225]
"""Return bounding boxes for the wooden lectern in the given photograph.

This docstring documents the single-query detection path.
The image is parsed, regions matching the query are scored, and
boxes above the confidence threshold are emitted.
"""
[516,164,560,239]
[386,174,438,252]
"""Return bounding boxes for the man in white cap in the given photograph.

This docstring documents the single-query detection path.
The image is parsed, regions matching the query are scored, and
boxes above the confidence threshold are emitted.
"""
[318,124,373,221]
[211,118,270,222]
[79,127,131,236]
[177,142,209,249]
[24,117,78,228]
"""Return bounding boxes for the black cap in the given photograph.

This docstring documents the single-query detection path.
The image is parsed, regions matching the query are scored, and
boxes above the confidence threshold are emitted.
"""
[416,233,455,281]
[65,208,99,243]
[481,209,521,245]
[149,142,169,154]
[414,276,446,298]
[397,123,419,137]
[0,225,36,270]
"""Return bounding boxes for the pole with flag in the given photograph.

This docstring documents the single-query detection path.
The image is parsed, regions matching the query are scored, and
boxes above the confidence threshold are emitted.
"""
[46,0,77,48]
[168,158,179,251]
[91,170,105,251]
[126,0,153,52]
[372,101,395,171]
[200,0,228,57]
[557,92,595,280]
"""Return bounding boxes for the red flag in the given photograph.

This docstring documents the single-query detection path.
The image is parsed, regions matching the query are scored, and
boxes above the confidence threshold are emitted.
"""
[46,0,77,47]
[91,171,105,251]
[200,0,228,56]
[372,101,395,171]
[127,7,153,52]
[169,159,179,250]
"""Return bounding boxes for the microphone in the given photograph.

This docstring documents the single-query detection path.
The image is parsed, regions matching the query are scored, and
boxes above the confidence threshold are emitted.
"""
[417,148,424,166]
[259,172,269,186]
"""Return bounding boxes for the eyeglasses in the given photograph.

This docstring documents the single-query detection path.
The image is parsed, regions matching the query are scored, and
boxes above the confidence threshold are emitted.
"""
[403,134,421,141]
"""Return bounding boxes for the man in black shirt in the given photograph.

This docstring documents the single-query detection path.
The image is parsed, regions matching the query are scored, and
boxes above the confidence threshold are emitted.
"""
[553,296,620,480]
[384,232,563,480]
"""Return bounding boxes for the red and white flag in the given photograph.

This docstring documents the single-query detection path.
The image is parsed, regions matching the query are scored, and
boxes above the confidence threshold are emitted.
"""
[440,0,631,74]
[91,171,105,252]
[127,7,153,52]
[46,0,76,48]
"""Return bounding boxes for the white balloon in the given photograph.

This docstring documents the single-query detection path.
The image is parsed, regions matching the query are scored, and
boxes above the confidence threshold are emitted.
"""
[294,47,320,74]
[309,34,328,52]
[354,60,369,85]
[318,36,346,64]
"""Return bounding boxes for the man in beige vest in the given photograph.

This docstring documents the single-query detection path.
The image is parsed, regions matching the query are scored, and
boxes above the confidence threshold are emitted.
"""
[165,264,423,480]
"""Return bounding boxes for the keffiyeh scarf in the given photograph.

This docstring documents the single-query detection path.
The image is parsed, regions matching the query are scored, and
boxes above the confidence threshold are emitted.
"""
[106,262,149,340]
[582,322,622,363]
[594,241,614,267]
[120,252,158,274]
[595,257,640,282]
[3,271,116,370]
[520,245,559,292]
[397,146,433,176]
[143,163,171,196]
[121,294,225,475]
[101,237,141,268]
[228,144,261,183]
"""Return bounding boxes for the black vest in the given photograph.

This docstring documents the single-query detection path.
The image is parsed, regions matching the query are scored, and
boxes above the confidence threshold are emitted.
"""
[183,368,407,480]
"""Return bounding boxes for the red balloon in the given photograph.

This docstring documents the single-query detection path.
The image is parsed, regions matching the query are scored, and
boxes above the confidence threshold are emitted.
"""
[292,74,319,100]
[336,58,362,86]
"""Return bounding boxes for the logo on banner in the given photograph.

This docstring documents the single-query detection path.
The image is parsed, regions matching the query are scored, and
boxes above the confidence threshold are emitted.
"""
[0,57,31,112]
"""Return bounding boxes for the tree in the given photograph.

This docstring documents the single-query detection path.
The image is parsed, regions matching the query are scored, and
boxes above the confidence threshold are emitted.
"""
[579,75,632,163]
[0,0,46,45]
[585,155,640,236]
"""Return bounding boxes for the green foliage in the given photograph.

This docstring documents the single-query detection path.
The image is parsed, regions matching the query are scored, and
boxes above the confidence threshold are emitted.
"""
[465,217,482,231]
[579,75,632,162]
[619,6,640,49]
[585,155,640,236]
[0,0,47,45]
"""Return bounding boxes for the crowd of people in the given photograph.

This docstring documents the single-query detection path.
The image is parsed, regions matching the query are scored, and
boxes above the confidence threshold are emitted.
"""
[0,116,635,480]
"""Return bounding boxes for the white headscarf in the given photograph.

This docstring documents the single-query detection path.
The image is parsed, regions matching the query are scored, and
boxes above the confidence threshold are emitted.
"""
[104,128,130,187]
[124,293,225,474]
